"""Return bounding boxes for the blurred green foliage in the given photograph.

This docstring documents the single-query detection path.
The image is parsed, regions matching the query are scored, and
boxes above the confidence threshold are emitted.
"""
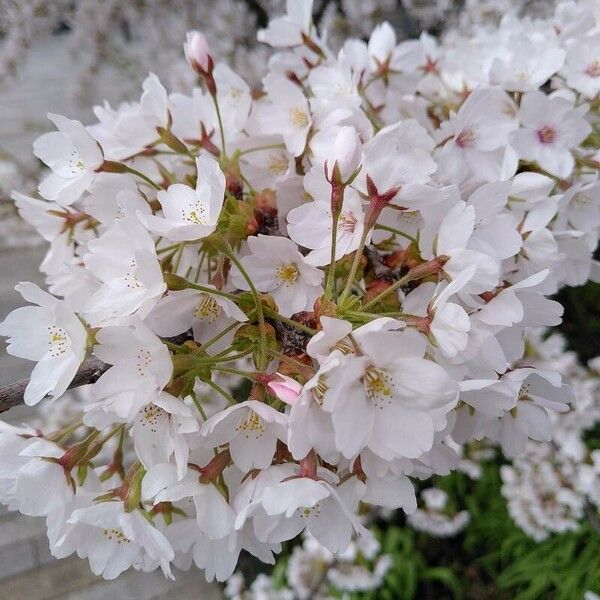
[355,461,600,600]
[557,282,600,362]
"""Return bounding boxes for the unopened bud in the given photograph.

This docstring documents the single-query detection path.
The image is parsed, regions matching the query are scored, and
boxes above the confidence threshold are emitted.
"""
[184,31,212,75]
[325,127,362,184]
[265,373,302,405]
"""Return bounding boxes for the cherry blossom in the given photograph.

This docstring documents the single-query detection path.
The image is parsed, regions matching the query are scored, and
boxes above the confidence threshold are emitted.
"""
[0,0,599,586]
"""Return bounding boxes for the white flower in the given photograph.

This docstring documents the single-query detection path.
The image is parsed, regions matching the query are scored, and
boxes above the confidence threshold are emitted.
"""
[368,22,396,70]
[83,219,166,326]
[12,193,71,242]
[561,32,600,98]
[510,91,591,178]
[215,63,252,134]
[436,88,518,183]
[562,179,600,233]
[287,170,365,266]
[287,356,341,465]
[143,463,235,540]
[83,173,150,226]
[252,75,311,156]
[428,267,475,357]
[311,126,362,183]
[257,0,314,48]
[138,154,225,242]
[308,63,362,121]
[321,327,458,460]
[230,235,323,317]
[90,74,169,161]
[0,283,87,405]
[86,319,172,424]
[33,113,103,205]
[65,501,174,579]
[237,464,366,554]
[433,201,500,295]
[146,287,247,354]
[131,392,198,478]
[201,400,288,472]
[489,35,565,92]
[358,120,437,206]
[466,182,522,261]
[8,438,73,517]
[475,270,560,328]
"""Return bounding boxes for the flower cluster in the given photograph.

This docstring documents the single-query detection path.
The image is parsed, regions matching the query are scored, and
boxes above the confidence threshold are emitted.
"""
[1,0,599,584]
[501,332,600,541]
[225,532,392,599]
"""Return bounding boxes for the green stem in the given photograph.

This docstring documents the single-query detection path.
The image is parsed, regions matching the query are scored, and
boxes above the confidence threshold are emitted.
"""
[339,228,370,304]
[217,237,267,370]
[190,390,208,421]
[95,424,125,448]
[157,243,183,255]
[211,93,227,160]
[204,378,238,406]
[123,165,162,191]
[48,418,85,444]
[184,280,239,302]
[237,143,285,157]
[198,350,252,365]
[374,223,417,244]
[325,210,341,299]
[201,320,242,351]
[213,366,256,380]
[362,272,414,311]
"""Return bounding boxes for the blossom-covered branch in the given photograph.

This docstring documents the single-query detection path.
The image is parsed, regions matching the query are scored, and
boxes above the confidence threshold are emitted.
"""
[0,0,599,586]
[0,356,107,414]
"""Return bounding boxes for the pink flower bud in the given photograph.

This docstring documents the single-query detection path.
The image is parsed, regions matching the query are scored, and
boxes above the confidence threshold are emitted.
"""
[184,31,212,74]
[267,374,302,405]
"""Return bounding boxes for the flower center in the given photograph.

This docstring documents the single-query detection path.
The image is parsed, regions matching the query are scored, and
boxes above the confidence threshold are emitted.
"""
[311,375,329,406]
[136,348,153,376]
[103,528,131,544]
[299,503,321,518]
[364,367,394,409]
[124,259,143,290]
[585,59,600,78]
[573,192,590,208]
[277,263,299,286]
[195,295,220,324]
[455,127,477,148]
[228,86,243,100]
[338,213,357,233]
[48,325,69,357]
[290,107,309,128]
[517,383,532,403]
[236,410,265,438]
[68,150,86,175]
[537,125,556,145]
[140,404,164,432]
[267,154,288,175]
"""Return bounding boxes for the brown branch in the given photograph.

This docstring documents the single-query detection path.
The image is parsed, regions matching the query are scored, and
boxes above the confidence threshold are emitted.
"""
[0,356,108,414]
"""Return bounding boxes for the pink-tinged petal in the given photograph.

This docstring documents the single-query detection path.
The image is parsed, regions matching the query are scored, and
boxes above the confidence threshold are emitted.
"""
[267,374,302,405]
